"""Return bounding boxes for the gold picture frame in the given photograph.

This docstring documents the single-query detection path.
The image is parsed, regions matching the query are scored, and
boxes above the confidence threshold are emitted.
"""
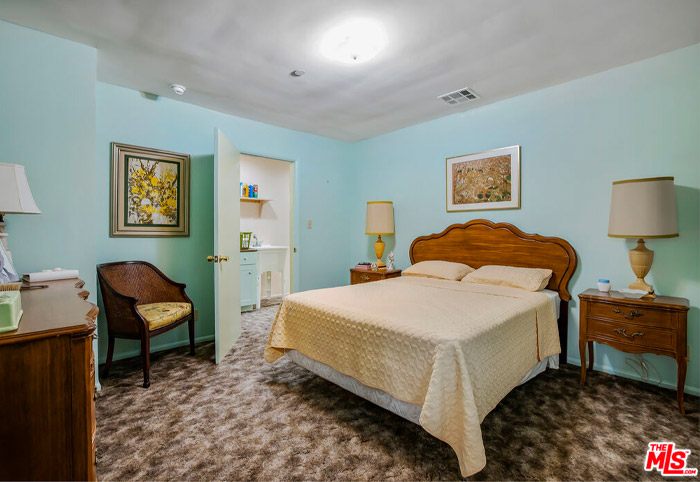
[110,142,190,237]
[446,145,520,212]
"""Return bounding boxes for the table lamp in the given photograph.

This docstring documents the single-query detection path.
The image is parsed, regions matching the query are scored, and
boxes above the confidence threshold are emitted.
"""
[608,177,678,298]
[365,201,394,268]
[0,163,41,261]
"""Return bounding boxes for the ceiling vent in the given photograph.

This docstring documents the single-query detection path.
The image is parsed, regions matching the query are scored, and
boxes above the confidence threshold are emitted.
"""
[438,87,479,106]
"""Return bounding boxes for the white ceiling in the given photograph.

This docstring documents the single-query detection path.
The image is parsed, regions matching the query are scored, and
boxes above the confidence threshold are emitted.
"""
[1,0,698,141]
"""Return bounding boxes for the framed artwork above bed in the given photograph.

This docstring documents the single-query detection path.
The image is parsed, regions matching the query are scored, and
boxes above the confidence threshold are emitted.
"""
[446,145,520,212]
[110,142,190,237]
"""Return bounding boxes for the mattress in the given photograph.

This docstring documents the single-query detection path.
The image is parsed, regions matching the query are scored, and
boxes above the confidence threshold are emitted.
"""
[286,288,561,425]
[265,276,561,476]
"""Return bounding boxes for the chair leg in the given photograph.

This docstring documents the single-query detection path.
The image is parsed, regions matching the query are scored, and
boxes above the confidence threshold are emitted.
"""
[188,318,195,355]
[141,335,151,388]
[102,334,115,378]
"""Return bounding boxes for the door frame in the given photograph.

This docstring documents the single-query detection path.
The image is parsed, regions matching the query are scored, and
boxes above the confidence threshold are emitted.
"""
[240,151,298,295]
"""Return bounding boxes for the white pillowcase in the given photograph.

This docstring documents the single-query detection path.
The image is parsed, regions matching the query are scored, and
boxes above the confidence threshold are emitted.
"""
[461,265,553,292]
[403,260,475,281]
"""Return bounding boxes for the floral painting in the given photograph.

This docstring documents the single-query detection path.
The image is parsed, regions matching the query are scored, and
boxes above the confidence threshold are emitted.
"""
[446,146,520,212]
[126,157,179,226]
[111,143,190,237]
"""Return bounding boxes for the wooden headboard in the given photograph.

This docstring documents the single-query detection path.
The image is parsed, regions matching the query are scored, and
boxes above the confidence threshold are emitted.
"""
[409,219,578,301]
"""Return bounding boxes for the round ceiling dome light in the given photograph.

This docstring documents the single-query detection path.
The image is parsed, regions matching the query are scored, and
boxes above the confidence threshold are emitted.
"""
[320,18,387,64]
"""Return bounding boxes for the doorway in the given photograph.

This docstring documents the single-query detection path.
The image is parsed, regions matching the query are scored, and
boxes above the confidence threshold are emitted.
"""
[239,154,294,310]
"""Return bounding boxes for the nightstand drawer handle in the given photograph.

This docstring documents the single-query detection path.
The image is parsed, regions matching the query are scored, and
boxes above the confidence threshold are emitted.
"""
[614,328,645,340]
[360,275,370,281]
[613,308,644,319]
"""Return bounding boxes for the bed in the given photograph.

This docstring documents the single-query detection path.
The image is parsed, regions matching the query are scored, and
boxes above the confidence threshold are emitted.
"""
[265,220,577,476]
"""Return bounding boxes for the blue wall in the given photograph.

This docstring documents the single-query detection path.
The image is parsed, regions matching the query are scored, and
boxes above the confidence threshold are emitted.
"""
[96,83,353,361]
[0,20,97,300]
[350,44,700,395]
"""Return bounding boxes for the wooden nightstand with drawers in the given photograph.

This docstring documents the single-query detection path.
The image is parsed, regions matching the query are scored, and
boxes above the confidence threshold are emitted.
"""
[578,289,690,413]
[350,268,401,285]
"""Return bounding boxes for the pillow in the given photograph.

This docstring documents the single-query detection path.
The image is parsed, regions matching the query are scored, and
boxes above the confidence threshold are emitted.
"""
[403,260,475,281]
[461,265,553,292]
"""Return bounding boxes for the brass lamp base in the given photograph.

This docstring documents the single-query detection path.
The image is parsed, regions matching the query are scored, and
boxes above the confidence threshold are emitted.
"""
[628,238,656,299]
[374,235,386,268]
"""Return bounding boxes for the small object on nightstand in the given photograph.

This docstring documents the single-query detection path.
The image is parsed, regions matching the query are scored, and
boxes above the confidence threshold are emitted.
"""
[578,289,690,414]
[597,279,611,292]
[387,251,395,270]
[350,267,401,285]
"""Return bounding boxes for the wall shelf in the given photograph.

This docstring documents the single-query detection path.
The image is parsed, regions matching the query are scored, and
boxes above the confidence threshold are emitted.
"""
[240,197,270,215]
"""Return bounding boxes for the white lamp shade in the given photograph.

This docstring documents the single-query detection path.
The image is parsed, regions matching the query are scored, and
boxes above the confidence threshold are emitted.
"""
[608,177,677,238]
[0,163,41,214]
[365,201,394,235]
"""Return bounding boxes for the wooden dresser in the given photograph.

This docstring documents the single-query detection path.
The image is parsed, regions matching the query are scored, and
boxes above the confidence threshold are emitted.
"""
[578,289,689,413]
[350,268,402,285]
[0,279,99,481]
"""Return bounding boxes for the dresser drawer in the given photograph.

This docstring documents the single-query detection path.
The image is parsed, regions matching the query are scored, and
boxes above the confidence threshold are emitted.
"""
[351,270,380,284]
[588,318,676,351]
[240,252,258,266]
[588,302,675,329]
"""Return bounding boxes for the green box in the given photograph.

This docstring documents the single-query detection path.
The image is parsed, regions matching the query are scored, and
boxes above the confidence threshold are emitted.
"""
[0,291,22,333]
[240,232,252,250]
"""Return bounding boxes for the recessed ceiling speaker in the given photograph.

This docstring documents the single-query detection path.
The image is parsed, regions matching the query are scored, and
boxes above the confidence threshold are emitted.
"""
[170,84,186,95]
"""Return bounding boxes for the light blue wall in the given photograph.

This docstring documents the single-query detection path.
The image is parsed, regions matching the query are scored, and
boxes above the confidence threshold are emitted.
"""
[96,82,353,361]
[0,20,97,300]
[350,44,700,395]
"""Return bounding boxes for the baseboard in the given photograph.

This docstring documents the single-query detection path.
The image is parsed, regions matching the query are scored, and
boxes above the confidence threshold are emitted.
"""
[102,334,215,364]
[567,356,699,396]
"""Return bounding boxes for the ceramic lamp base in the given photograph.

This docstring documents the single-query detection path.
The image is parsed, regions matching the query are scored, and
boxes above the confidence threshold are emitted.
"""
[628,238,655,297]
[374,235,386,267]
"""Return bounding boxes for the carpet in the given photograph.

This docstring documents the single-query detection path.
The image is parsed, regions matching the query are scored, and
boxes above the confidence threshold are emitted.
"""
[96,305,699,480]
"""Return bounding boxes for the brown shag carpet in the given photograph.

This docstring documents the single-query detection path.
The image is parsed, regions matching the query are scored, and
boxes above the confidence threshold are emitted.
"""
[96,306,699,481]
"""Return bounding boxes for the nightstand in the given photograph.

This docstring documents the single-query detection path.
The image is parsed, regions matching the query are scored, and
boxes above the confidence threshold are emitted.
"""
[578,289,690,413]
[350,268,401,285]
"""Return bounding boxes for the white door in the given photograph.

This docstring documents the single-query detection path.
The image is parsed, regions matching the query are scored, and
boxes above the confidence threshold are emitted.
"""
[213,128,241,363]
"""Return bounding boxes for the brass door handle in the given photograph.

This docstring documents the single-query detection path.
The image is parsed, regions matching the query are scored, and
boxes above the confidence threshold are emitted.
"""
[219,256,229,262]
[614,328,645,340]
[207,256,218,263]
[613,308,644,319]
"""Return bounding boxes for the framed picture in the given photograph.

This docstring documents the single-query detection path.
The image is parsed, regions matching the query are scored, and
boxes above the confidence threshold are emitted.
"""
[0,241,20,284]
[446,145,520,212]
[110,143,190,237]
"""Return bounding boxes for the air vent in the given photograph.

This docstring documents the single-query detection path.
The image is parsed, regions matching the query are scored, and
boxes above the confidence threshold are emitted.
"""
[438,87,479,106]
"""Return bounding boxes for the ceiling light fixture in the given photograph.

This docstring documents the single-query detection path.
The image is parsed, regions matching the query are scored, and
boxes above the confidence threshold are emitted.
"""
[290,70,306,77]
[170,84,186,95]
[320,18,387,64]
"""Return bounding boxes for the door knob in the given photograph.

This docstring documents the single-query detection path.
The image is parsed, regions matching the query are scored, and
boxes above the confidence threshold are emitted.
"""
[219,256,229,262]
[207,255,218,263]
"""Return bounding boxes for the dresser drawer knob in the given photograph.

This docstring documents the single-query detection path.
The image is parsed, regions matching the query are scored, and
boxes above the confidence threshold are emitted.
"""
[360,275,370,281]
[613,307,644,319]
[614,328,645,340]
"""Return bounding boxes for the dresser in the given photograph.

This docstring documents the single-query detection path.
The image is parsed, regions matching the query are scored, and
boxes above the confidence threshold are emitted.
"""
[350,268,402,285]
[578,289,689,413]
[0,279,99,481]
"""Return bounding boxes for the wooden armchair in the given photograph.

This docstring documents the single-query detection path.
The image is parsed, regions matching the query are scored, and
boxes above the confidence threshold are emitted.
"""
[97,261,195,388]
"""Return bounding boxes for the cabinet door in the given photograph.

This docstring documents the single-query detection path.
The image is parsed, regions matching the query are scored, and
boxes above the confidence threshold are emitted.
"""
[240,266,256,307]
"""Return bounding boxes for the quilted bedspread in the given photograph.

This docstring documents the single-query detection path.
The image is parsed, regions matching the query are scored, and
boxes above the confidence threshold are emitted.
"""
[264,276,559,476]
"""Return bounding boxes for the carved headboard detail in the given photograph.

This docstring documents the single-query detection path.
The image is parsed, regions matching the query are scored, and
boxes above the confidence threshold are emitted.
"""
[409,219,578,300]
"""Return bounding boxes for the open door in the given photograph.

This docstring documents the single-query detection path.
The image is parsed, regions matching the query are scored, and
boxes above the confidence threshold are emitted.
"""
[212,128,241,363]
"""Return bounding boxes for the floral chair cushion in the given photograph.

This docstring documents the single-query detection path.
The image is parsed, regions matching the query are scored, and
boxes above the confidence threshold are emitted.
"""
[137,302,192,331]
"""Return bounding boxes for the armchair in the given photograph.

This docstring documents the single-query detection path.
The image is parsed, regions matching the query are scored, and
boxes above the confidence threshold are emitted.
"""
[97,261,195,388]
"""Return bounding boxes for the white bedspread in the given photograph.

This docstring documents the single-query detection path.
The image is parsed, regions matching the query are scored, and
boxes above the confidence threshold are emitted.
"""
[265,276,560,476]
